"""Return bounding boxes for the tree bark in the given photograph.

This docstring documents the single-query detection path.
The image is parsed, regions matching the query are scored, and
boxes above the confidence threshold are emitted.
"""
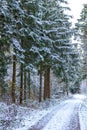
[44,66,50,100]
[24,71,26,101]
[28,71,31,99]
[12,55,16,103]
[44,68,47,100]
[20,63,23,104]
[47,67,50,99]
[39,64,42,102]
[66,82,69,95]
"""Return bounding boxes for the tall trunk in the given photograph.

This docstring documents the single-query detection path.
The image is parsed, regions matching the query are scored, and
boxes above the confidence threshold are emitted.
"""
[20,63,23,104]
[0,83,2,100]
[28,71,31,99]
[24,71,26,101]
[66,89,69,95]
[44,66,50,100]
[12,55,16,103]
[39,64,42,102]
[66,82,69,95]
[44,71,46,100]
[33,86,36,100]
[44,66,47,100]
[47,67,50,99]
[0,46,2,100]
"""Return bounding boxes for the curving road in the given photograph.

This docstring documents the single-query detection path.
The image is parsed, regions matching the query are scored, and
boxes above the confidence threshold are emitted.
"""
[29,94,87,130]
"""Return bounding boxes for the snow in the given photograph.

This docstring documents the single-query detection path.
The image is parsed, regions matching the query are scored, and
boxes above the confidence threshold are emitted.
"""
[0,99,61,130]
[0,94,87,130]
[79,101,87,130]
[12,38,25,52]
[73,94,87,100]
[15,108,53,130]
[42,98,83,130]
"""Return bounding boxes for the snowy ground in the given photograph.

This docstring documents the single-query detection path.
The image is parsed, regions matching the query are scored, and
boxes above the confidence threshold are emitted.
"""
[42,95,87,130]
[0,94,87,130]
[0,98,63,130]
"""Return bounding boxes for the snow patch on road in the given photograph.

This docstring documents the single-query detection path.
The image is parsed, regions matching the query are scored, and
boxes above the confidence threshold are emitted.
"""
[73,94,87,100]
[79,103,87,130]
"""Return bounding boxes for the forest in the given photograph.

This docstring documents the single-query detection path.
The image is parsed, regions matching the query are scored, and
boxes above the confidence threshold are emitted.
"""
[0,0,87,105]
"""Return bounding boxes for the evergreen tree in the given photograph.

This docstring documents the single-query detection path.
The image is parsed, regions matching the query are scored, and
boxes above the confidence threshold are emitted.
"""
[0,0,11,97]
[75,4,87,80]
[40,0,78,95]
[0,0,81,102]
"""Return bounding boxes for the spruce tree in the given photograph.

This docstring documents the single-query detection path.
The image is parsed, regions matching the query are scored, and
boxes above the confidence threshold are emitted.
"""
[75,4,87,80]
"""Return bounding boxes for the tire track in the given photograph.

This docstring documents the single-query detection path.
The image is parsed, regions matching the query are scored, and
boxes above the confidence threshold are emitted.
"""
[28,102,67,130]
[66,105,81,130]
[28,100,82,130]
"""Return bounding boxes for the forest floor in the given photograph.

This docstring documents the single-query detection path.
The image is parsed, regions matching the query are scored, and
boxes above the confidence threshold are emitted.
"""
[0,94,87,130]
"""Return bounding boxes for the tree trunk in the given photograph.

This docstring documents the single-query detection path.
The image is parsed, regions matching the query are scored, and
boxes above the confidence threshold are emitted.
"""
[47,67,50,99]
[12,55,16,103]
[24,71,26,101]
[0,46,2,100]
[39,64,42,102]
[44,66,50,100]
[0,83,2,101]
[20,63,23,104]
[28,71,31,99]
[66,82,69,95]
[44,66,48,100]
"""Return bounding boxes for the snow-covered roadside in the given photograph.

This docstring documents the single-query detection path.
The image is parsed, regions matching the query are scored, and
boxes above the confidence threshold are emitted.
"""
[0,94,87,130]
[79,102,87,130]
[0,97,65,130]
[0,102,52,130]
[15,108,52,130]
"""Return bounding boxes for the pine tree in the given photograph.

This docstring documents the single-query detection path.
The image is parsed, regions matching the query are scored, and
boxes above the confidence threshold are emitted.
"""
[0,0,11,98]
[0,0,81,102]
[75,4,87,80]
[40,0,77,95]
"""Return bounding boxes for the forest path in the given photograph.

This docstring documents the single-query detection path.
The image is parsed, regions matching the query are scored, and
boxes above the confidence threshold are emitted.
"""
[28,94,87,130]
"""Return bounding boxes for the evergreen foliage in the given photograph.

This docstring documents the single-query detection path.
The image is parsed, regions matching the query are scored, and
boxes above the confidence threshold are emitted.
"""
[0,0,80,102]
[0,0,11,91]
[75,4,87,80]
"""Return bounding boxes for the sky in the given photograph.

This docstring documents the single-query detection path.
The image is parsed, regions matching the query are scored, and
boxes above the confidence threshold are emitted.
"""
[68,0,87,24]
